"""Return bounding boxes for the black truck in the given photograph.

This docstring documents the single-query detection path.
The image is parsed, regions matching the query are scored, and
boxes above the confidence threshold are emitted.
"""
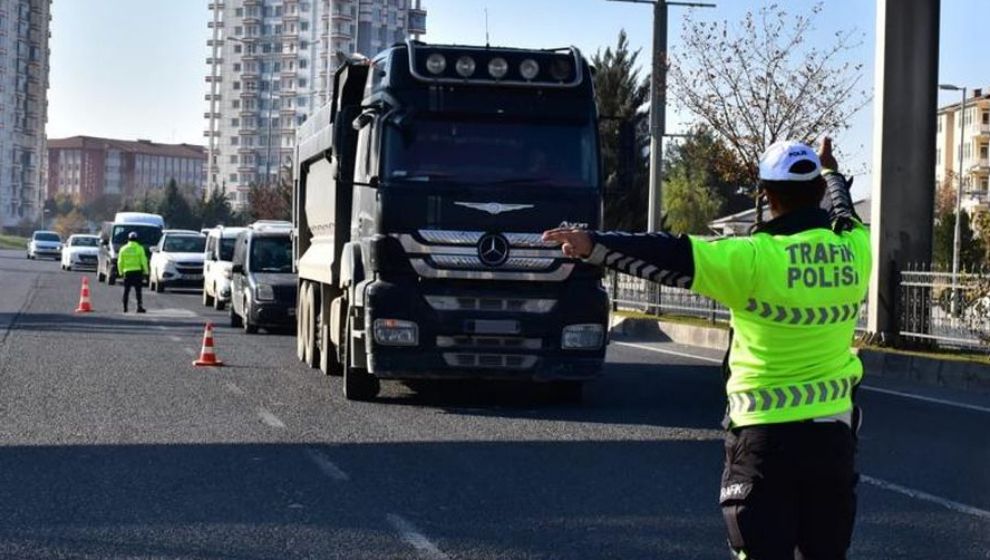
[293,40,609,401]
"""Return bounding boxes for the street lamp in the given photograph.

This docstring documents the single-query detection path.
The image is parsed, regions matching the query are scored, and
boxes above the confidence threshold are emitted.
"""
[606,0,715,232]
[939,83,966,315]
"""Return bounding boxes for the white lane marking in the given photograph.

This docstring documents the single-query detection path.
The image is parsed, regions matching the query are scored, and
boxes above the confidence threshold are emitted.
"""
[386,514,449,560]
[613,341,722,364]
[258,408,286,429]
[154,324,168,331]
[168,335,182,343]
[861,475,990,521]
[304,448,350,481]
[858,385,990,415]
[183,347,196,356]
[613,341,990,414]
[224,382,245,396]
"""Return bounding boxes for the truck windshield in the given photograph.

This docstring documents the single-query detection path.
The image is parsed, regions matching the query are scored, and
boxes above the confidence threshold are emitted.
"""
[163,236,206,253]
[112,225,162,247]
[384,118,598,187]
[250,236,292,273]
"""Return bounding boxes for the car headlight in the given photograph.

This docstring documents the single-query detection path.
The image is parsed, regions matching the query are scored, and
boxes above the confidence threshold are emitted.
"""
[561,324,604,350]
[373,319,419,346]
[255,283,275,301]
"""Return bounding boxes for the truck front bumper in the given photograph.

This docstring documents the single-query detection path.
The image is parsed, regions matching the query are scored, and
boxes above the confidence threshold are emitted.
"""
[363,278,609,382]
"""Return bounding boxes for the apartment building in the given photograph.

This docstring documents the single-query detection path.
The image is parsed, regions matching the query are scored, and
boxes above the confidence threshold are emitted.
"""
[48,136,206,204]
[205,0,427,208]
[0,0,51,232]
[935,88,990,214]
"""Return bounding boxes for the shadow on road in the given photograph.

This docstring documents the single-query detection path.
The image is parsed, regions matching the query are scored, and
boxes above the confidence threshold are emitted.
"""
[373,361,727,431]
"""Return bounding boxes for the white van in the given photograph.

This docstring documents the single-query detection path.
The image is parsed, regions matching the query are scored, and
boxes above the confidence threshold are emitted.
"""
[97,212,165,285]
[202,226,246,310]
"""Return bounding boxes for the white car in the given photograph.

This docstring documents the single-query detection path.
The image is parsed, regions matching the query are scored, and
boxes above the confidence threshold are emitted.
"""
[26,230,62,260]
[202,226,246,310]
[149,230,207,293]
[60,234,100,271]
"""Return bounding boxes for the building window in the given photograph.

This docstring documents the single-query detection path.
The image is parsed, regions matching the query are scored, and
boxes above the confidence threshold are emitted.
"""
[234,26,243,36]
[984,112,989,125]
[936,148,941,165]
[233,44,242,54]
[233,81,241,90]
[233,63,241,72]
[231,118,240,126]
[230,155,238,164]
[299,58,308,69]
[230,174,238,182]
[231,137,239,146]
[232,99,240,109]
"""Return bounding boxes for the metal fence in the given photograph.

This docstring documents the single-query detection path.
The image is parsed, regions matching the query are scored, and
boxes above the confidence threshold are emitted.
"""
[897,265,990,352]
[607,264,990,353]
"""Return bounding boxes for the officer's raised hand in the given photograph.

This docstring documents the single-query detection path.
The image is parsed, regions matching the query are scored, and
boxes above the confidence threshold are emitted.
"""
[818,136,838,171]
[542,228,592,259]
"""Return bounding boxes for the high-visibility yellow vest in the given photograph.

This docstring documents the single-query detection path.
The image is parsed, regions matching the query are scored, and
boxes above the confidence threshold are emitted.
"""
[117,241,149,275]
[690,221,871,427]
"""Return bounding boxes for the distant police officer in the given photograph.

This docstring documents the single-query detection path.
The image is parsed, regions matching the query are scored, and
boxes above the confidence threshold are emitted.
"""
[118,231,149,313]
[543,138,870,559]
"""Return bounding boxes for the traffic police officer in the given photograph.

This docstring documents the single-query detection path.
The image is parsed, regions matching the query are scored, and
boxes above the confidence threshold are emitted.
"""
[118,231,149,314]
[543,138,870,559]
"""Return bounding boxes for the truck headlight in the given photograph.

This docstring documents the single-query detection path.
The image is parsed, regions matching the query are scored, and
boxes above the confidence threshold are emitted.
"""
[255,283,274,301]
[561,324,604,350]
[373,319,419,346]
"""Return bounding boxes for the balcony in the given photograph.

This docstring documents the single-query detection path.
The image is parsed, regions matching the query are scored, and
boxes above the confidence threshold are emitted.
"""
[203,112,221,119]
[239,89,259,99]
[203,130,220,138]
[243,0,261,7]
[206,57,223,65]
[969,158,990,173]
[238,147,256,156]
[207,39,224,47]
[205,93,221,102]
[204,75,221,83]
[243,16,262,25]
[207,20,224,28]
[208,2,225,9]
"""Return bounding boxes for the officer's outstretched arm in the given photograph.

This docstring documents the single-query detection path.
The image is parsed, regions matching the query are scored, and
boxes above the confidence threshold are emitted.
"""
[582,231,695,288]
[822,171,862,226]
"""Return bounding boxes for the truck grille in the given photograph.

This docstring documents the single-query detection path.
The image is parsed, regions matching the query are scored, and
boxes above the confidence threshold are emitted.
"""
[436,336,541,350]
[442,353,538,370]
[424,295,556,313]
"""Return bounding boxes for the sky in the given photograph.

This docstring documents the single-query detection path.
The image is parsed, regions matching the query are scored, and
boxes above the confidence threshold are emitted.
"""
[47,0,990,201]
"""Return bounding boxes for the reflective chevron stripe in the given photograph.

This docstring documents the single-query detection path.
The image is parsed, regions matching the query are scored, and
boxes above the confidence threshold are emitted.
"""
[744,298,861,325]
[728,375,857,415]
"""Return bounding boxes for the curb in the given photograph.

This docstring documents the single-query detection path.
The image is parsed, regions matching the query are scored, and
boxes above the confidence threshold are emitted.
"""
[610,316,990,394]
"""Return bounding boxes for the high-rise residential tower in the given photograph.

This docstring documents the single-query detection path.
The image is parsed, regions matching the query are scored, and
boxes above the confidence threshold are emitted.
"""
[0,0,51,232]
[205,0,426,207]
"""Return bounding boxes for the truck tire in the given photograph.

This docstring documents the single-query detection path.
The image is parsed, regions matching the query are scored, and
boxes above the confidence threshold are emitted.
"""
[319,317,342,376]
[296,284,307,362]
[342,317,379,401]
[229,303,243,328]
[213,293,225,311]
[203,286,214,307]
[302,283,320,369]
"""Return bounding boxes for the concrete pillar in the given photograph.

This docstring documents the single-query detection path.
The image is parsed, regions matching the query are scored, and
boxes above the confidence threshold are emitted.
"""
[867,0,940,340]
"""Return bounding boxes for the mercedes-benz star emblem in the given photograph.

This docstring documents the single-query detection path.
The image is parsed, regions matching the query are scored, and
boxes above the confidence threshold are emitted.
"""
[477,233,510,267]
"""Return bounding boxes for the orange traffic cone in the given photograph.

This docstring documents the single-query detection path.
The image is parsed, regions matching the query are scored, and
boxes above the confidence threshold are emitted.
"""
[75,276,93,313]
[193,322,224,367]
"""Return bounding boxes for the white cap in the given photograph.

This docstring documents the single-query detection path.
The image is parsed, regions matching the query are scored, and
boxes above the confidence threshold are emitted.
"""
[758,141,821,182]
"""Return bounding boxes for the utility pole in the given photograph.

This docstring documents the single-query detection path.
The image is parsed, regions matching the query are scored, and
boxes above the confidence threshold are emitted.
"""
[606,0,714,232]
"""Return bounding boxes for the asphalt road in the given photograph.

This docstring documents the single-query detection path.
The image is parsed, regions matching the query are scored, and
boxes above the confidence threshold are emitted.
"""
[0,248,988,559]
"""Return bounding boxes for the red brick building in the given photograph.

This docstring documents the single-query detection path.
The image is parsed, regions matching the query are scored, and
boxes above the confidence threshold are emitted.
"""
[47,136,207,204]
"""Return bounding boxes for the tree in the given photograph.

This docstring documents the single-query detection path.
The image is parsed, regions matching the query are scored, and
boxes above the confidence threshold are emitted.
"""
[81,194,122,224]
[245,176,291,222]
[592,30,650,230]
[196,188,235,228]
[933,209,985,270]
[158,178,197,229]
[669,2,869,196]
[52,209,88,239]
[663,126,750,230]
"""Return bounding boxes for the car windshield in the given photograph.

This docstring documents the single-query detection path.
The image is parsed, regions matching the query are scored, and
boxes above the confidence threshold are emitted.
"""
[34,232,60,242]
[383,118,598,187]
[71,237,99,247]
[219,237,237,261]
[112,225,162,246]
[163,235,206,253]
[249,236,292,273]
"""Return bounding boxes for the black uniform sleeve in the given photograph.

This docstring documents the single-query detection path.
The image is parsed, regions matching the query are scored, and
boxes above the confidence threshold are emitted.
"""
[584,231,695,288]
[822,171,861,225]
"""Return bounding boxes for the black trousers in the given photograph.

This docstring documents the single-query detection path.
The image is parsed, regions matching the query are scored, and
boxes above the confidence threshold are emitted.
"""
[122,271,144,308]
[720,421,857,560]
